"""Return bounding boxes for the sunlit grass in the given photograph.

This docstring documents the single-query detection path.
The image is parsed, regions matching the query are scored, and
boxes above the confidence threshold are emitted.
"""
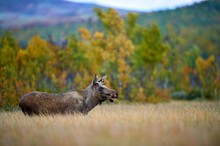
[0,101,220,146]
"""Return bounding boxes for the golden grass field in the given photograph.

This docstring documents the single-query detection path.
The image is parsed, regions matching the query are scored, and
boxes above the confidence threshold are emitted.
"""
[0,101,220,146]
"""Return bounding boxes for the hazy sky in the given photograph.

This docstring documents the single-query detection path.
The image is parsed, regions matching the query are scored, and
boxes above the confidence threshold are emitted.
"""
[66,0,204,11]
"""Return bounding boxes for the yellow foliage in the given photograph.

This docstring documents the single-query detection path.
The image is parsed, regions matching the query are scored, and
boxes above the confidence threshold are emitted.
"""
[16,49,27,60]
[16,49,28,67]
[101,9,124,33]
[79,28,91,40]
[58,71,68,88]
[118,59,130,88]
[138,87,146,102]
[74,70,93,89]
[76,17,135,94]
[26,35,52,58]
[196,55,218,99]
[196,56,215,70]
[93,32,104,39]
[105,79,111,88]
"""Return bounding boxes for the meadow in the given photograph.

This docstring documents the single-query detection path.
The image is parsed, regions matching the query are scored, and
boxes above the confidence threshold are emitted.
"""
[0,101,220,146]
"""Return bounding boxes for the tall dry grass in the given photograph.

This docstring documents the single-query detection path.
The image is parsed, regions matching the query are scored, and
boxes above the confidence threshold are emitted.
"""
[0,101,220,146]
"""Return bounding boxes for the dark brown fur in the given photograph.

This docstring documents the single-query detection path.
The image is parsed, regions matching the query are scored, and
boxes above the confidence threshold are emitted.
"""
[19,75,118,115]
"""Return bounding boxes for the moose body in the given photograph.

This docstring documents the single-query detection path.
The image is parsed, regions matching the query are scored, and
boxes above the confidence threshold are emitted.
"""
[19,75,118,115]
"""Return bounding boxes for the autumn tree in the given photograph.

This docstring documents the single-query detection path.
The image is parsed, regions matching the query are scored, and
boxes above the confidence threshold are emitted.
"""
[196,56,219,99]
[16,35,56,91]
[94,8,135,99]
[0,32,20,107]
[128,17,168,101]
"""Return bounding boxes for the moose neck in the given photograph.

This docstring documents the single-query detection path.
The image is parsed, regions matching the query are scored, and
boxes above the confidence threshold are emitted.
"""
[83,85,101,114]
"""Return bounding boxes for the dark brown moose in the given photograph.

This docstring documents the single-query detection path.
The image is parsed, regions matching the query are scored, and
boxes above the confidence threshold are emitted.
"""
[19,75,118,115]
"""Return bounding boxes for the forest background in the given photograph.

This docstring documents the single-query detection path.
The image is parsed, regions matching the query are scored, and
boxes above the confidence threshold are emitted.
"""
[0,0,220,109]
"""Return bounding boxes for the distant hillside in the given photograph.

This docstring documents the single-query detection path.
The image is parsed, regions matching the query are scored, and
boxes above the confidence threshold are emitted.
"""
[0,0,130,28]
[139,0,220,33]
[0,0,130,45]
[0,0,220,56]
[138,0,220,56]
[0,0,101,28]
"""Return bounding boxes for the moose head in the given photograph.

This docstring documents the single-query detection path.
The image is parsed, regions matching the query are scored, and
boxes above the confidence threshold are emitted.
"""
[90,74,118,104]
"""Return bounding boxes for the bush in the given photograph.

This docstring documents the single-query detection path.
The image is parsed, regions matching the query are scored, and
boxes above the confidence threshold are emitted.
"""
[185,89,202,100]
[171,91,186,100]
[146,88,170,103]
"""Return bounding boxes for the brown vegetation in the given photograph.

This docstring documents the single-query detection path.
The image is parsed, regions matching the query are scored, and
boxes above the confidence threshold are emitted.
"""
[0,102,220,146]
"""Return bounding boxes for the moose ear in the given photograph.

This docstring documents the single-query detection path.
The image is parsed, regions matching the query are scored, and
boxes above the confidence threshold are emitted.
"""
[98,75,107,84]
[93,74,98,85]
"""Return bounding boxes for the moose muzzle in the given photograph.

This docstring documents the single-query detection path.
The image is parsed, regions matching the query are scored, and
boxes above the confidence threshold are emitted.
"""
[109,91,118,102]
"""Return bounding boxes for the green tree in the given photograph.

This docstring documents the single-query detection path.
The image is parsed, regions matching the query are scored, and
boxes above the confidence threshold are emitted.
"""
[0,32,20,107]
[130,22,168,101]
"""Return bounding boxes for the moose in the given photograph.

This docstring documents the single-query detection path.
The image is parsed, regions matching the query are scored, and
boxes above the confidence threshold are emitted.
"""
[19,75,118,115]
